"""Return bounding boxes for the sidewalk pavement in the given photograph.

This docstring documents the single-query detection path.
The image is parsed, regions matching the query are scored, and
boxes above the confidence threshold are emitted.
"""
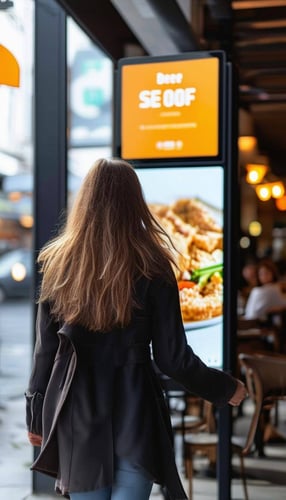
[2,379,286,500]
[0,315,164,500]
[0,299,54,500]
[0,393,165,500]
[2,313,286,500]
[0,384,163,500]
[0,390,40,500]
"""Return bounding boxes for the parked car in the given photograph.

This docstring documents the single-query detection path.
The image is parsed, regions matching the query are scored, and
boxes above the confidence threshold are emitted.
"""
[0,248,32,301]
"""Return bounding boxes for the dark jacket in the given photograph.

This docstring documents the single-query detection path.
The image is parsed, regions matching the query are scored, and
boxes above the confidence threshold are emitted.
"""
[25,274,237,499]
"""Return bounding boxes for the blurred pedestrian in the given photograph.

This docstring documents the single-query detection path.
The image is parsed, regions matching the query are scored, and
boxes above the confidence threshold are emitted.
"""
[25,158,246,500]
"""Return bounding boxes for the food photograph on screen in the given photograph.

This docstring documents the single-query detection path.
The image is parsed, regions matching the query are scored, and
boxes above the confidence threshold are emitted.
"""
[136,166,224,368]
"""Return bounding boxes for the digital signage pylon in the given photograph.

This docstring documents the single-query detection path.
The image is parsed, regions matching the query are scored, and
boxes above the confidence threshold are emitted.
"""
[115,51,238,500]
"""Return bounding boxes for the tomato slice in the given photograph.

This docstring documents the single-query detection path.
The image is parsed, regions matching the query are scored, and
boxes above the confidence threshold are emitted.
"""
[178,280,195,290]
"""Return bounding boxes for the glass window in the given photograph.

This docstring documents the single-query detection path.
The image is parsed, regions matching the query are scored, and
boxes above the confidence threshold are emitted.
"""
[67,17,113,204]
[0,0,34,496]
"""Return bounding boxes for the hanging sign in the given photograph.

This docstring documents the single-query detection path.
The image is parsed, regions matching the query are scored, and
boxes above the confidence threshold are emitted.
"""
[0,45,20,87]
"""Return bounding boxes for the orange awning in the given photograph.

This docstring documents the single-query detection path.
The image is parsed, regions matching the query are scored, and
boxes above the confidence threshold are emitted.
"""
[0,44,20,87]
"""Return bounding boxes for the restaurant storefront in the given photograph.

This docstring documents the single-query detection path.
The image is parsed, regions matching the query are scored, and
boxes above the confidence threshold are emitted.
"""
[0,0,113,494]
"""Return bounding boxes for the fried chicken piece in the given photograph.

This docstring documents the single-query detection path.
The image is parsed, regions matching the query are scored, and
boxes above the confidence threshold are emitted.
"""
[193,230,223,253]
[188,244,220,271]
[172,198,222,233]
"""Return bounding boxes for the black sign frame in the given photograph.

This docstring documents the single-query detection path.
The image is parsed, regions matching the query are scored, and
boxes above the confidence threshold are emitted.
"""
[115,50,227,166]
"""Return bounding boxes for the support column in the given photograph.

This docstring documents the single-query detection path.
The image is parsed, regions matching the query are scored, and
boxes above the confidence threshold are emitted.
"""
[33,0,67,493]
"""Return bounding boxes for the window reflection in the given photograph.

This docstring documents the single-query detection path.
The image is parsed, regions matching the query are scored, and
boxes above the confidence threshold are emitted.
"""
[0,0,34,252]
[67,17,113,205]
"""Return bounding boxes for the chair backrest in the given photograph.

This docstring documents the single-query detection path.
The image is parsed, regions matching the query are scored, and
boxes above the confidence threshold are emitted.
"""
[202,400,216,433]
[237,316,280,353]
[238,353,286,454]
[239,353,286,399]
[237,318,261,330]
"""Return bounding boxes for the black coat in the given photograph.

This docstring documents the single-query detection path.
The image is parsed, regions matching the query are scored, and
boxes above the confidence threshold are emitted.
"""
[25,275,237,499]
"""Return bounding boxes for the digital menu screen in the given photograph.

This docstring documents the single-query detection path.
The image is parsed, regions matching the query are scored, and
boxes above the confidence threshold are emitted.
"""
[120,56,220,160]
[136,166,224,368]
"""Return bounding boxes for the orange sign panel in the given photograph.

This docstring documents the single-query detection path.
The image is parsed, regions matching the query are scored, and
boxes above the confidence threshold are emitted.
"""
[0,45,20,88]
[121,57,219,159]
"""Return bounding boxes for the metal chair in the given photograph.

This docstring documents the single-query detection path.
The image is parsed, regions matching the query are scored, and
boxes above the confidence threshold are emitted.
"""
[183,400,249,500]
[237,317,280,355]
[239,352,286,456]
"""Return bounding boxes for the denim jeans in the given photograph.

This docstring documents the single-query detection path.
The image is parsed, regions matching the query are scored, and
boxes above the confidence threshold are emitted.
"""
[69,457,153,500]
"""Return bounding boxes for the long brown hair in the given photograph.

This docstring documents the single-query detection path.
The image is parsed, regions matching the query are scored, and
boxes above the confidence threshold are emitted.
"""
[38,158,176,331]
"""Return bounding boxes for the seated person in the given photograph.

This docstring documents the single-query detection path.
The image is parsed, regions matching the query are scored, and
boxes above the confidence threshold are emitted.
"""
[244,259,286,323]
[244,259,286,446]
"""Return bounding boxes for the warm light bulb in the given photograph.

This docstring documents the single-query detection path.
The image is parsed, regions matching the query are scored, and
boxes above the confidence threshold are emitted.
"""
[245,164,268,184]
[256,184,272,201]
[238,136,257,152]
[271,182,285,199]
[246,170,259,183]
[240,236,250,249]
[249,221,262,237]
[276,196,286,211]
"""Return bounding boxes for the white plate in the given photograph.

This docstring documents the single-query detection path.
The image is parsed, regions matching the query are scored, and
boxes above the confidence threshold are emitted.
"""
[184,316,222,331]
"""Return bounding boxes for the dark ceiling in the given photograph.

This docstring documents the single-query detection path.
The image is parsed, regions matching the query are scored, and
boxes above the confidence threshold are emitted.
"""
[57,0,286,175]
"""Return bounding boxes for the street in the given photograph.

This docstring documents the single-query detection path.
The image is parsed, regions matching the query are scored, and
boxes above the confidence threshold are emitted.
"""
[0,299,33,403]
[0,299,34,499]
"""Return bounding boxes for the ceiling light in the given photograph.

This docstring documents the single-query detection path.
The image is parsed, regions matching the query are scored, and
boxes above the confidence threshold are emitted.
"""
[249,221,262,237]
[240,236,251,249]
[238,136,257,152]
[256,184,272,201]
[255,181,285,201]
[245,163,268,184]
[271,182,285,199]
[276,196,286,211]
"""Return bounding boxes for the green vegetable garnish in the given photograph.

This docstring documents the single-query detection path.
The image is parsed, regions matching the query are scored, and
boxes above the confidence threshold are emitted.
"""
[190,263,223,288]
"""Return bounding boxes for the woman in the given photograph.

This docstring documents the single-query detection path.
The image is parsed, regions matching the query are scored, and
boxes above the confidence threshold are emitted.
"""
[244,259,286,322]
[26,158,246,500]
